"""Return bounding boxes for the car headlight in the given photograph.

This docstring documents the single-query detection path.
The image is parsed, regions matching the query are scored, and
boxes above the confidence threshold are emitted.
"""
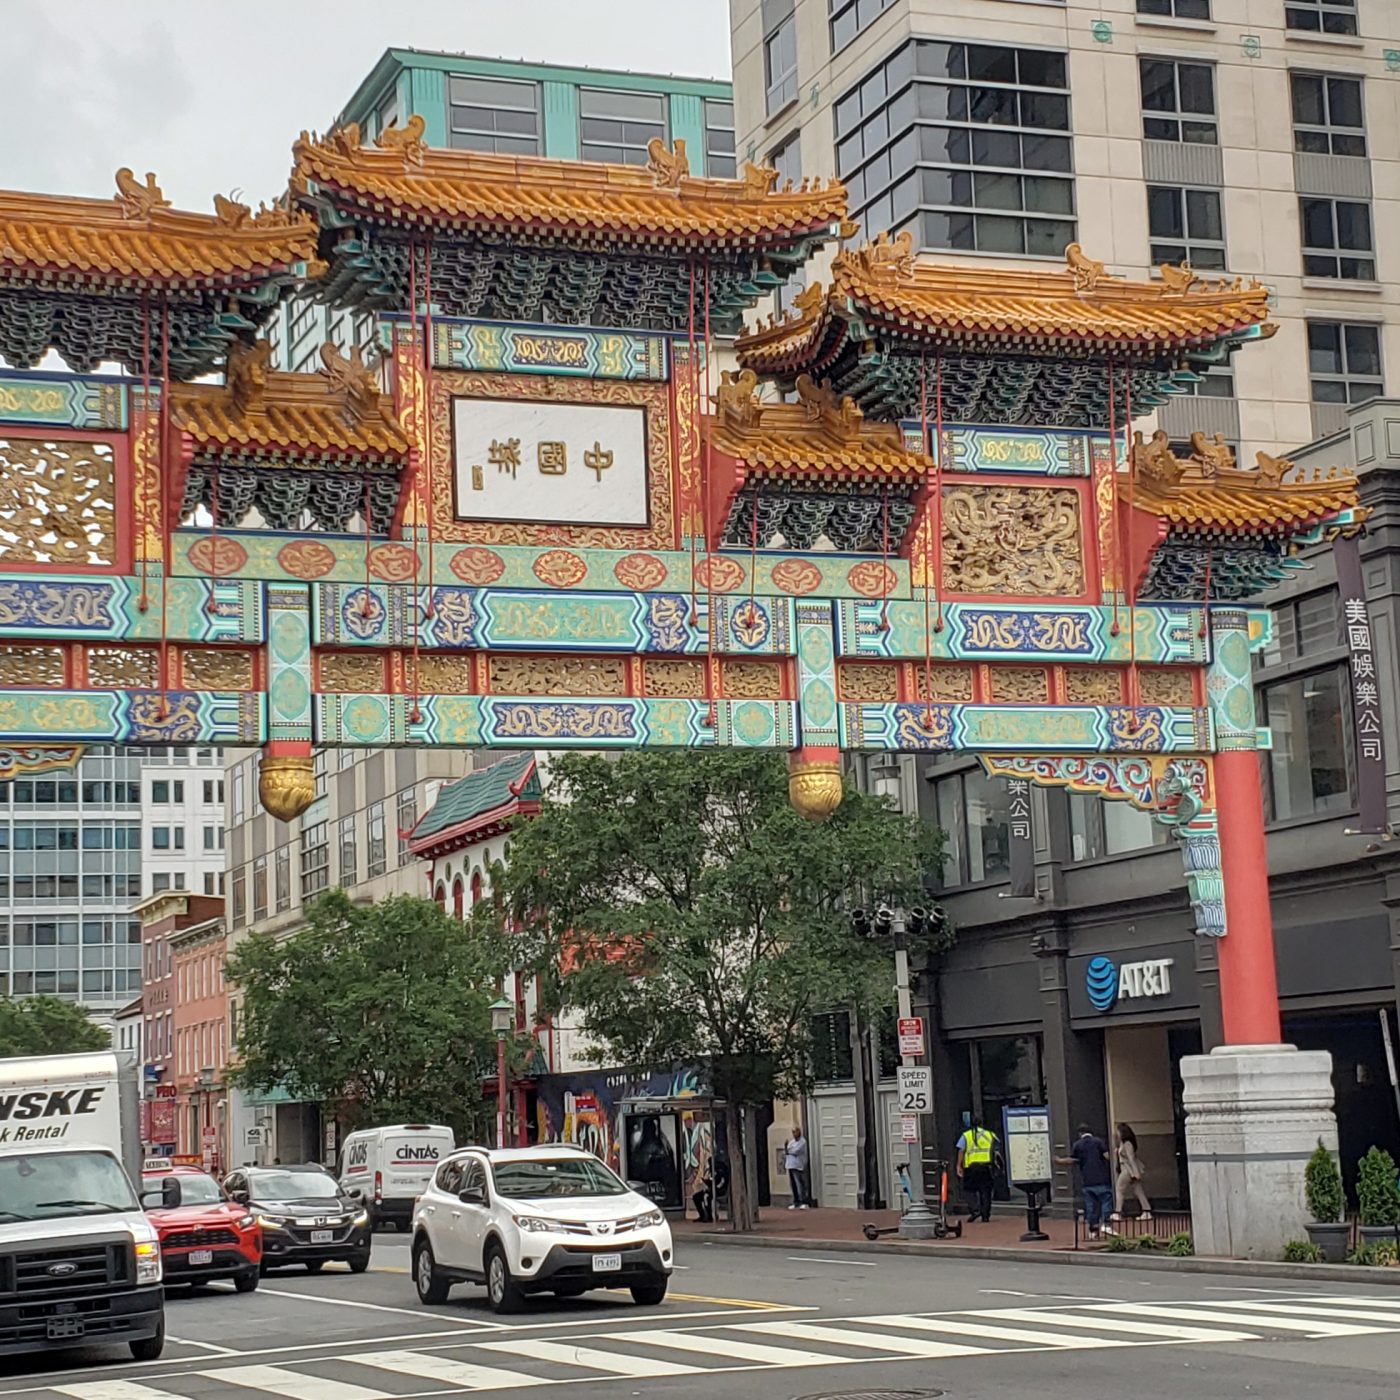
[512,1213,568,1233]
[255,1213,287,1230]
[636,1209,665,1229]
[134,1239,162,1285]
[237,1214,256,1230]
[352,1210,370,1227]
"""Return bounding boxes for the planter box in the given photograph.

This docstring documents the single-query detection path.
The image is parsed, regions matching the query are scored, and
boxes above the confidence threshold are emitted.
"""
[1305,1221,1351,1263]
[1358,1224,1400,1249]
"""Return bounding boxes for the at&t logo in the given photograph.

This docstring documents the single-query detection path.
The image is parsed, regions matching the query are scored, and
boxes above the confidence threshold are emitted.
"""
[1086,955,1173,1012]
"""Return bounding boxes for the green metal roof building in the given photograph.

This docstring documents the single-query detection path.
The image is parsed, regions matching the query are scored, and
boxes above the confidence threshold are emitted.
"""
[266,50,735,373]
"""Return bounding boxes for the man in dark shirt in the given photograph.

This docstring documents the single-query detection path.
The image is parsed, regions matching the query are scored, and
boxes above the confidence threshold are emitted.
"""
[1057,1124,1113,1239]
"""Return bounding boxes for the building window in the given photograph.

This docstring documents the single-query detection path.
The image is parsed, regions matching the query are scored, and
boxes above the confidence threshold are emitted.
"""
[1147,186,1225,269]
[152,873,171,894]
[301,822,329,899]
[338,747,356,772]
[252,856,268,923]
[367,801,387,880]
[765,13,799,115]
[1184,365,1235,398]
[397,789,417,866]
[578,88,667,166]
[1139,57,1216,144]
[836,39,1074,252]
[202,780,225,804]
[1137,0,1210,15]
[230,867,246,929]
[829,0,897,53]
[1300,198,1374,280]
[288,300,317,345]
[152,827,170,851]
[314,748,329,799]
[1285,0,1358,36]
[447,75,541,155]
[704,98,736,178]
[151,780,183,803]
[203,872,215,895]
[1308,321,1384,408]
[275,844,291,912]
[1069,794,1172,859]
[338,815,357,887]
[231,764,246,826]
[933,769,1012,886]
[1263,667,1353,821]
[1291,73,1366,157]
[202,824,224,851]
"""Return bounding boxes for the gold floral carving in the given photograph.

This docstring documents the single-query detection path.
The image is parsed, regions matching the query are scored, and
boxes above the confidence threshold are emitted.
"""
[489,656,628,697]
[644,659,705,699]
[182,649,254,691]
[259,754,315,823]
[0,646,65,687]
[319,652,384,693]
[1138,668,1196,707]
[87,647,157,688]
[788,758,844,821]
[941,485,1083,596]
[0,439,117,566]
[721,660,784,699]
[1063,666,1122,704]
[132,411,162,563]
[910,664,974,702]
[837,663,898,702]
[989,666,1050,703]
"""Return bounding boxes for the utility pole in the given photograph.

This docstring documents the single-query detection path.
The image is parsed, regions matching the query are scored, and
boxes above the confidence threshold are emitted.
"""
[890,907,942,1239]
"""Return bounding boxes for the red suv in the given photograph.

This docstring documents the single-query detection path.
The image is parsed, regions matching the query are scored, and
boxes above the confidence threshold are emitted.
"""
[140,1165,261,1293]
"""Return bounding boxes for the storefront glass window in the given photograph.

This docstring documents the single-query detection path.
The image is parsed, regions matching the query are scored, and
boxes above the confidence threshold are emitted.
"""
[964,770,1012,882]
[1103,799,1171,855]
[1264,667,1353,820]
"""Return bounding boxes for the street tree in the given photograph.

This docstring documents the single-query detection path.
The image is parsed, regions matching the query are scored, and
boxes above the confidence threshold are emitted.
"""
[0,995,110,1058]
[487,749,943,1231]
[227,889,507,1141]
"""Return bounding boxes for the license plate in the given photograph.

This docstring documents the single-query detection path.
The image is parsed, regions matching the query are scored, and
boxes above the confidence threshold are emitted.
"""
[311,1229,334,1244]
[46,1317,84,1340]
[592,1252,622,1272]
[189,1249,213,1265]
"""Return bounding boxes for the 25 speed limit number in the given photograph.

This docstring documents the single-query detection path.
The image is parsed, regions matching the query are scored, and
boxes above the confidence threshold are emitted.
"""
[897,1065,931,1114]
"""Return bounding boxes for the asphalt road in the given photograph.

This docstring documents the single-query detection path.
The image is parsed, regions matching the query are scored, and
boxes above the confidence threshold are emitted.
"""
[4,1232,1400,1399]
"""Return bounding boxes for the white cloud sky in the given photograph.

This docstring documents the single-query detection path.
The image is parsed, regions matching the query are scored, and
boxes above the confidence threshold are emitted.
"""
[0,0,732,209]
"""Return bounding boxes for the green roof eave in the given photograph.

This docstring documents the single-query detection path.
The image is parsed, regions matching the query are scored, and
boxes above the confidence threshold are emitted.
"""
[412,751,540,843]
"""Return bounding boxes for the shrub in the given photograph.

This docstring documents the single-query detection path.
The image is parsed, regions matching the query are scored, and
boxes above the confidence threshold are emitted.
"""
[1305,1140,1344,1224]
[1136,1234,1160,1252]
[1282,1239,1324,1264]
[1105,1233,1135,1253]
[1167,1232,1194,1257]
[1356,1146,1400,1228]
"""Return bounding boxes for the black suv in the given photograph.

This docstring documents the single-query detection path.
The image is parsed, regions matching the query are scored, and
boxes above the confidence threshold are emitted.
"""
[224,1165,371,1275]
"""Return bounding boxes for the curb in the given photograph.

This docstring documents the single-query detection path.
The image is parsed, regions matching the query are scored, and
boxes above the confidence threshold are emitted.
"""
[683,1229,1400,1286]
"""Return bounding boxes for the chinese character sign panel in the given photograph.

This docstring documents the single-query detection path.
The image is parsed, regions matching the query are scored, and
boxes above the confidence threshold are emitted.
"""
[452,396,649,527]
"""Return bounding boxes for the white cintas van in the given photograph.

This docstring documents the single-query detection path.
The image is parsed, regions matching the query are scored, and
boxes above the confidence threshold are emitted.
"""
[338,1124,455,1230]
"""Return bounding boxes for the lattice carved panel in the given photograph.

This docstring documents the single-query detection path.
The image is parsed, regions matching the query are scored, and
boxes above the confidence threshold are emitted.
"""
[1139,667,1196,707]
[88,646,157,688]
[909,664,975,701]
[319,652,385,693]
[489,655,628,696]
[989,666,1050,703]
[0,437,117,566]
[722,660,784,699]
[415,654,473,695]
[182,649,255,691]
[0,646,65,687]
[837,662,898,702]
[941,484,1083,595]
[644,659,704,698]
[1063,666,1122,703]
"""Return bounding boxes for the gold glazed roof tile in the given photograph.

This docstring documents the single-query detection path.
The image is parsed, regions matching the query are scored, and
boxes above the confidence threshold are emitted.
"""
[705,370,929,480]
[739,233,1275,363]
[0,175,321,285]
[171,341,409,460]
[291,120,846,244]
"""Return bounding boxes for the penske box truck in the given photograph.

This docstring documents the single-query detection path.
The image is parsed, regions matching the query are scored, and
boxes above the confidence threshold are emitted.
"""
[0,1051,165,1361]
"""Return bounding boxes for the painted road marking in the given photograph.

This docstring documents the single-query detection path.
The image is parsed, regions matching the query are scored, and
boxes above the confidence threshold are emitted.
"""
[974,1307,1260,1344]
[475,1337,700,1377]
[205,1366,389,1400]
[611,1327,839,1367]
[1085,1302,1388,1336]
[787,1256,879,1267]
[1211,1299,1400,1325]
[855,1313,1125,1349]
[256,1288,511,1328]
[747,1319,986,1358]
[52,1385,185,1400]
[349,1350,538,1390]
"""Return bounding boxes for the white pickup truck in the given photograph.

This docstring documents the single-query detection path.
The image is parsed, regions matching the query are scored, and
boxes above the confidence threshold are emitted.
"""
[0,1050,165,1361]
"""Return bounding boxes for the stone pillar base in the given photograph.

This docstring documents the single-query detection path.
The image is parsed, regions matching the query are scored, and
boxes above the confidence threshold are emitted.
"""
[1181,1044,1337,1260]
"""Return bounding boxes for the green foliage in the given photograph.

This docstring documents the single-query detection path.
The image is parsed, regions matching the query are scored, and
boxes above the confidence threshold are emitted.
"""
[0,995,109,1058]
[1356,1146,1400,1228]
[227,890,507,1141]
[1347,1241,1399,1268]
[1135,1233,1160,1252]
[1305,1140,1345,1224]
[1166,1232,1194,1257]
[1282,1239,1325,1264]
[1104,1233,1134,1252]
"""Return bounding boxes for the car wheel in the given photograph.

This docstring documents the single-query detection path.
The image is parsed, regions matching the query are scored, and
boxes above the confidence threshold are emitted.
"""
[306,1261,326,1274]
[129,1321,165,1362]
[235,1272,259,1294]
[485,1244,524,1314]
[413,1238,451,1305]
[630,1278,669,1306]
[348,1250,371,1274]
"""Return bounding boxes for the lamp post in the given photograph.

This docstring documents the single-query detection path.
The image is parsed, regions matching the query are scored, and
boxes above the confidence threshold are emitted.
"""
[868,752,903,808]
[490,996,513,1149]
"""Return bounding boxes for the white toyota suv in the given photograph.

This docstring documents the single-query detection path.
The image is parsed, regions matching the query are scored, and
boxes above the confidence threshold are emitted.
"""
[411,1145,673,1312]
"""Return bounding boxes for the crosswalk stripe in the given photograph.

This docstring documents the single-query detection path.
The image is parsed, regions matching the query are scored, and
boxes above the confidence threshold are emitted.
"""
[348,1349,539,1390]
[1202,1300,1400,1326]
[975,1307,1262,1343]
[747,1319,986,1358]
[855,1313,1131,1349]
[204,1366,389,1400]
[473,1338,701,1378]
[52,1385,183,1400]
[1084,1303,1385,1336]
[612,1327,841,1367]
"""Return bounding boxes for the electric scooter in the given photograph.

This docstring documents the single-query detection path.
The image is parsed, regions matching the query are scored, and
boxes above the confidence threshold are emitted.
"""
[861,1161,963,1240]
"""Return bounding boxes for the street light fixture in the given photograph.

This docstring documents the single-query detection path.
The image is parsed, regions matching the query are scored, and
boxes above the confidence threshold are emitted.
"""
[490,995,513,1149]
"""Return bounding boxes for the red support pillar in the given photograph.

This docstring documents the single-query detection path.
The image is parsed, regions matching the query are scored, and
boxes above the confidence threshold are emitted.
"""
[1213,749,1282,1045]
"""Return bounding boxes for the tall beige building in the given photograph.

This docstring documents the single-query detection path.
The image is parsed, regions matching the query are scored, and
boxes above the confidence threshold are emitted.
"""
[730,0,1398,457]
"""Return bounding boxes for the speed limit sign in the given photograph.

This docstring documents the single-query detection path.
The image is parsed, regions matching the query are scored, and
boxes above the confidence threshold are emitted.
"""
[897,1065,931,1114]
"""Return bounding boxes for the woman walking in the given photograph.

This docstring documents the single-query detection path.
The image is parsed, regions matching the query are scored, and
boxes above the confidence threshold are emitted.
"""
[1111,1123,1152,1223]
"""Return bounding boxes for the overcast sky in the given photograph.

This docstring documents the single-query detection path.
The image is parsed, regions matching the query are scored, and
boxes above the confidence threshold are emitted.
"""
[0,0,733,209]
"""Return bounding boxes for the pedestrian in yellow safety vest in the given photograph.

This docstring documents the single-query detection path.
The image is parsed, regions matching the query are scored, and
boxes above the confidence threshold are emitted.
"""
[956,1114,998,1223]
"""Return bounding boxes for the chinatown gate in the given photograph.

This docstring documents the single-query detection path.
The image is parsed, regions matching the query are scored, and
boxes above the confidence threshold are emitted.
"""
[0,122,1366,1254]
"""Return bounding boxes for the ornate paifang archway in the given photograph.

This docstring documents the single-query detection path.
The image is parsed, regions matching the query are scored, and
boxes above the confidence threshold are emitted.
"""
[0,126,1363,1054]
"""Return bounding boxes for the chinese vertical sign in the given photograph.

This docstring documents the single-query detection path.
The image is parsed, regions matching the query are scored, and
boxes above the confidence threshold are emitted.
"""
[1334,535,1389,834]
[1006,777,1035,897]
